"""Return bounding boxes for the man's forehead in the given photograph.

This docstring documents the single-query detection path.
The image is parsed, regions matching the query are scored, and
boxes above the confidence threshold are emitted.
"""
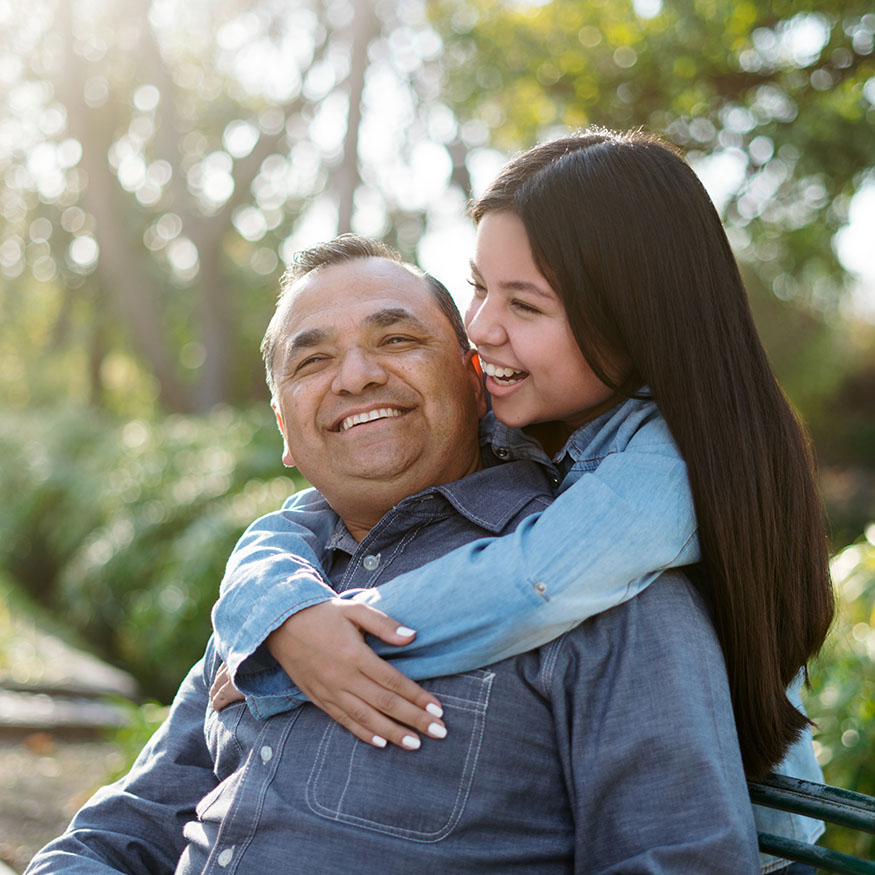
[282,257,439,329]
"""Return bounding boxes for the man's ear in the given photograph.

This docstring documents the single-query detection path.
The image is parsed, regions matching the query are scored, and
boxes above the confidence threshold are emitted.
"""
[463,349,487,418]
[272,402,296,468]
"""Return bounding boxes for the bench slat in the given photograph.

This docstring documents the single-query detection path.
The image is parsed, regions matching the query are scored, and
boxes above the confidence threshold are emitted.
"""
[757,832,875,875]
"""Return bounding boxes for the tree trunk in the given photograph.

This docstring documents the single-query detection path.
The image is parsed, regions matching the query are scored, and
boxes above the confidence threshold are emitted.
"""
[336,0,379,233]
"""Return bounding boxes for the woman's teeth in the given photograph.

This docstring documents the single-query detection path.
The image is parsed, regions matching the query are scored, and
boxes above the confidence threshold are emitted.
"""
[340,408,402,431]
[482,362,526,384]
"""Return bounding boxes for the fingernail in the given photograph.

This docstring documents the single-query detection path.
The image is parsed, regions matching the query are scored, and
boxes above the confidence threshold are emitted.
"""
[372,735,387,748]
[396,625,416,637]
[428,722,447,739]
[401,735,421,750]
[426,703,443,718]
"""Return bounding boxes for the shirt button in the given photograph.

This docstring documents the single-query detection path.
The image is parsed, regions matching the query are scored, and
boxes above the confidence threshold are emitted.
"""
[550,476,560,487]
[363,554,380,571]
[494,447,509,458]
[218,848,234,867]
[260,745,273,764]
[534,580,548,594]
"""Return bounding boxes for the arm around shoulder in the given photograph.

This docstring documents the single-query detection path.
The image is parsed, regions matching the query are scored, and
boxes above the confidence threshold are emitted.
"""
[354,419,699,678]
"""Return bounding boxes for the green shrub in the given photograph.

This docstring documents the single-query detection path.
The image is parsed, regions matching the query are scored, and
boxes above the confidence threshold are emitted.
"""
[806,525,875,861]
[0,404,307,700]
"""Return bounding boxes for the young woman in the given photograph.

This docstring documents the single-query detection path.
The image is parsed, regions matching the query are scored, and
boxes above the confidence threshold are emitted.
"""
[212,129,833,871]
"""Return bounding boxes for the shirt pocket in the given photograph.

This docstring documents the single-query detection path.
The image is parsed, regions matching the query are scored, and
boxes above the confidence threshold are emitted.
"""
[305,669,494,842]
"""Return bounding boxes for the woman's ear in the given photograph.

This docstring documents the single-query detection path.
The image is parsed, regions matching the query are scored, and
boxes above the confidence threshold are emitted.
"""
[272,402,296,467]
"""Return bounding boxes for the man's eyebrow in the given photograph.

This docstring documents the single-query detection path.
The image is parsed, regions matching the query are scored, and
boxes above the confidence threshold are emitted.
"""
[469,260,553,299]
[288,327,332,355]
[364,307,429,331]
[285,308,427,357]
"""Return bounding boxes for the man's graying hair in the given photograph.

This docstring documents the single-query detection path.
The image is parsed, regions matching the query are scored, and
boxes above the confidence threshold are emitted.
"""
[262,234,469,397]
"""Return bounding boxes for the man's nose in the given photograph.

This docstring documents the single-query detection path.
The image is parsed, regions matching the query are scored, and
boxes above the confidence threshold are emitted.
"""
[465,295,506,348]
[331,347,389,395]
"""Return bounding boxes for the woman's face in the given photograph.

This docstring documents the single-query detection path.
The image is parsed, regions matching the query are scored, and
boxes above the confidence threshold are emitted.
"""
[465,211,616,434]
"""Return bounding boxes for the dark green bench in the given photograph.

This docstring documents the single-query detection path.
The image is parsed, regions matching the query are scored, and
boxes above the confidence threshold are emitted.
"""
[749,774,875,874]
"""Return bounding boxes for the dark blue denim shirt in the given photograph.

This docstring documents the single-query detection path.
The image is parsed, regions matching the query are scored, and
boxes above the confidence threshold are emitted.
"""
[26,459,758,874]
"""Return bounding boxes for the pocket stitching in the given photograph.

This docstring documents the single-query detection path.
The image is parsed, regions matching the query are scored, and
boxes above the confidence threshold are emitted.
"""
[305,672,494,842]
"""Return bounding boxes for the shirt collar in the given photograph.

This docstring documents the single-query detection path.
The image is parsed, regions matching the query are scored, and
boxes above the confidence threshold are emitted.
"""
[483,390,656,468]
[325,453,552,558]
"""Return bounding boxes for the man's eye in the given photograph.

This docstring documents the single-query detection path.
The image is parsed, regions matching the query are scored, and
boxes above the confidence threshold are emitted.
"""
[383,335,416,346]
[295,355,327,372]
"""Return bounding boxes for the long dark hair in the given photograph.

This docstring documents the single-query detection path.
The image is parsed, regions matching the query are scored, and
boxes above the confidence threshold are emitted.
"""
[472,129,834,778]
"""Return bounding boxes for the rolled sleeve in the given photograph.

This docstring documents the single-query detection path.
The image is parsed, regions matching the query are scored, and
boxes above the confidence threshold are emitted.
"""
[211,490,339,706]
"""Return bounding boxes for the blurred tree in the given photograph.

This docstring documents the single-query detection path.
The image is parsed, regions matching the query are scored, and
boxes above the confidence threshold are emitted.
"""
[0,0,460,414]
[430,0,874,310]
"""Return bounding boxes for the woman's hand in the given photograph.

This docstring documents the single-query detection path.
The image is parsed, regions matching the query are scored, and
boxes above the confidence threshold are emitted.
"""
[253,599,446,750]
[210,663,244,710]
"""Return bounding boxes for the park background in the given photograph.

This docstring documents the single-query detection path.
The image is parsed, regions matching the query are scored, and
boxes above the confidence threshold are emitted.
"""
[0,0,873,867]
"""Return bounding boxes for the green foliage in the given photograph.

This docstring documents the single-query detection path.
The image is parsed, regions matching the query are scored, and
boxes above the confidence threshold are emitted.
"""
[0,404,307,700]
[103,698,171,781]
[433,0,875,306]
[807,525,875,860]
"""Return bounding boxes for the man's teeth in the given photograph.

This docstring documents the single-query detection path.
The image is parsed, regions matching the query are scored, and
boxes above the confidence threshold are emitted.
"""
[340,408,403,431]
[482,362,526,383]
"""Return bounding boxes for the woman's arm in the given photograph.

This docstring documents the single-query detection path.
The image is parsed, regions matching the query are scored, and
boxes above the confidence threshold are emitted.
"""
[212,487,339,692]
[212,487,446,749]
[352,415,698,678]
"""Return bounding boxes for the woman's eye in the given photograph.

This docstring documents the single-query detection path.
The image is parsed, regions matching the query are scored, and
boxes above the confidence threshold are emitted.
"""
[512,299,540,315]
[466,278,486,297]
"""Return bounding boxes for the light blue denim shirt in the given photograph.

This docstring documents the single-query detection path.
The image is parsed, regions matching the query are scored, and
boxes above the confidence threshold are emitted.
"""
[27,460,758,873]
[211,394,823,870]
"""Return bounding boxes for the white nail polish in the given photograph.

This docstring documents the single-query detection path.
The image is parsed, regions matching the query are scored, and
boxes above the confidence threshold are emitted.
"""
[402,735,421,750]
[396,626,416,637]
[428,722,447,739]
[426,703,443,718]
[372,735,387,748]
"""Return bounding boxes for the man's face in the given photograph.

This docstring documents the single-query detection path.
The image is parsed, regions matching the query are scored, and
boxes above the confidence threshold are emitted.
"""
[271,258,486,529]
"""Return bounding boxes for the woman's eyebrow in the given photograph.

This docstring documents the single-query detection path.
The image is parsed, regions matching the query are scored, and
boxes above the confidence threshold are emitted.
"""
[469,260,553,299]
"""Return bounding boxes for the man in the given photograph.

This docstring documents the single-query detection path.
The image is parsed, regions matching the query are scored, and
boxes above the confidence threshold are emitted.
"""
[27,237,758,873]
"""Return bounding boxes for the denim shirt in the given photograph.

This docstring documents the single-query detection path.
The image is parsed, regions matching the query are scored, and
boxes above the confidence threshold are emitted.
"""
[26,460,759,873]
[210,395,823,869]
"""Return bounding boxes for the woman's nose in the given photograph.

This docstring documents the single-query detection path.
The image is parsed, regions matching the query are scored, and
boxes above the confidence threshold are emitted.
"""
[465,295,506,348]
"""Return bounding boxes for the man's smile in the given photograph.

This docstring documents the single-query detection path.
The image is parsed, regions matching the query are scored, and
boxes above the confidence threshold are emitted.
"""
[334,406,409,432]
